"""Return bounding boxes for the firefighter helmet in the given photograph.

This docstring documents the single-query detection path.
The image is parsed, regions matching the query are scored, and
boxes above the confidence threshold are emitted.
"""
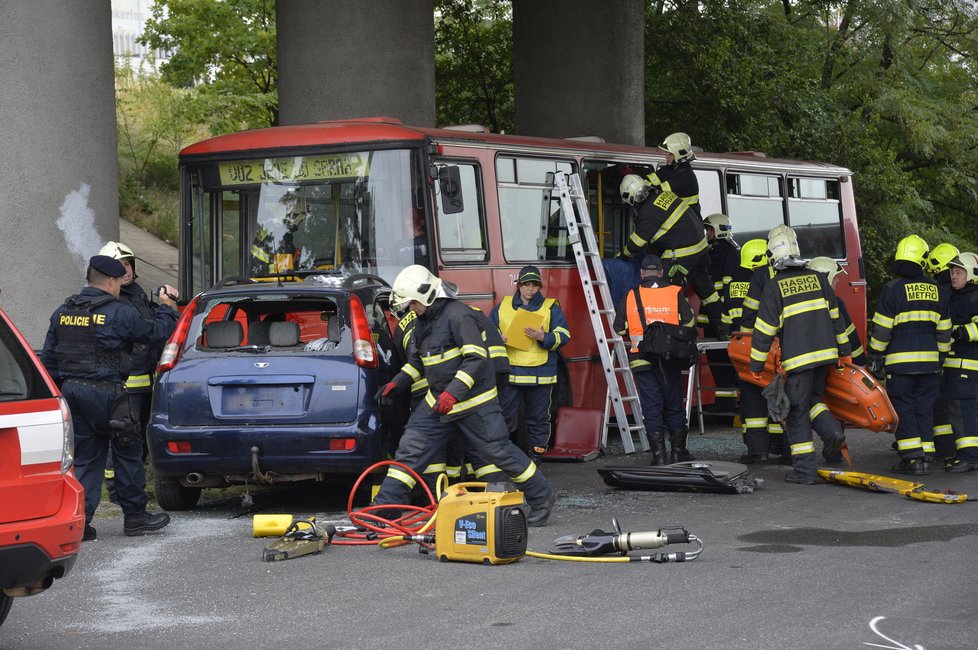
[658,132,695,163]
[894,234,929,268]
[740,239,768,270]
[620,174,651,206]
[391,265,442,312]
[766,225,801,263]
[704,213,733,240]
[927,243,960,274]
[98,241,136,274]
[807,256,847,285]
[948,251,978,285]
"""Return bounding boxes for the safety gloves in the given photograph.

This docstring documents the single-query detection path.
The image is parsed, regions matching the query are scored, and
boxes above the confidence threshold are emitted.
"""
[433,391,458,415]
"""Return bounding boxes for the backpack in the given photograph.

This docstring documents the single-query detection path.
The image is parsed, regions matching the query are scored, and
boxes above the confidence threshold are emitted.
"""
[632,287,698,367]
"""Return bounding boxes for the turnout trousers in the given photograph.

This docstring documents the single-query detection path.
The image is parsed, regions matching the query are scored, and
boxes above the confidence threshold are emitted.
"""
[783,365,833,479]
[946,369,978,463]
[373,402,552,507]
[887,373,940,460]
[739,378,770,456]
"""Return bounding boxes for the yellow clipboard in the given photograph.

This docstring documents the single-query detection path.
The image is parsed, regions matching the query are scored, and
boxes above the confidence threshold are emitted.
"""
[504,309,545,351]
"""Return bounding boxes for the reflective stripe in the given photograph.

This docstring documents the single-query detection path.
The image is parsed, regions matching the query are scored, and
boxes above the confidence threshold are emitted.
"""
[892,310,942,325]
[754,318,778,336]
[445,466,462,479]
[422,463,447,475]
[933,424,953,436]
[424,386,498,415]
[743,297,760,311]
[251,245,270,263]
[782,348,839,372]
[124,374,151,390]
[767,423,783,434]
[488,346,508,359]
[422,347,463,366]
[897,437,922,451]
[715,390,738,398]
[809,402,829,420]
[511,461,538,484]
[411,377,429,393]
[652,199,691,242]
[402,364,421,381]
[872,313,894,328]
[386,466,417,488]
[921,441,936,453]
[457,371,475,388]
[662,238,708,258]
[783,298,829,319]
[885,351,940,365]
[744,417,768,429]
[700,291,720,305]
[474,464,502,478]
[460,344,487,358]
[791,441,815,455]
[104,468,115,479]
[957,436,978,450]
[943,357,978,371]
[510,374,557,385]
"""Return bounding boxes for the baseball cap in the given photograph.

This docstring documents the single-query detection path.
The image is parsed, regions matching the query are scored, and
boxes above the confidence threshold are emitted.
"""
[641,254,663,270]
[517,265,543,284]
[88,255,126,278]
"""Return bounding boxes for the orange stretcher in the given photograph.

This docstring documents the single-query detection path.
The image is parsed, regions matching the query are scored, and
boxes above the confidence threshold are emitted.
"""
[727,332,899,433]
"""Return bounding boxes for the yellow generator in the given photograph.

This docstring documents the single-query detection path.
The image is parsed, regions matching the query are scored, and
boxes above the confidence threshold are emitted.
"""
[434,482,528,565]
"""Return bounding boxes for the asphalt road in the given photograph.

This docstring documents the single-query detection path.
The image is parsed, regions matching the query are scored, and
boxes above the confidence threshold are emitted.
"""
[2,425,977,650]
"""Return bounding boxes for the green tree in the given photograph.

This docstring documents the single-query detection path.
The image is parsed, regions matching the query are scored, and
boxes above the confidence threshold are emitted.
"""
[138,0,278,131]
[435,0,515,132]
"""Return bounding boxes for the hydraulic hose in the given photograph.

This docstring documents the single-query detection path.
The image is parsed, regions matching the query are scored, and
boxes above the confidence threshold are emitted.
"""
[526,535,704,563]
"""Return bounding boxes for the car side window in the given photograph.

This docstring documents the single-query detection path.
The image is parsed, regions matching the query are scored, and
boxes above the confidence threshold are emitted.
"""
[0,322,39,401]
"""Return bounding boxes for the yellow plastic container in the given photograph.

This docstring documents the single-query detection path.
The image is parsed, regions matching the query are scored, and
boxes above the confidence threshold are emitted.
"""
[252,514,316,538]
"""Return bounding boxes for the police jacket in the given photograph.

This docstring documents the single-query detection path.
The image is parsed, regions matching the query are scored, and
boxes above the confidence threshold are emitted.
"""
[41,286,178,386]
[613,277,696,372]
[394,298,499,420]
[749,267,850,375]
[490,292,570,385]
[738,265,775,332]
[721,265,755,331]
[119,280,166,391]
[622,190,708,261]
[868,266,951,374]
[647,162,700,213]
[943,283,978,373]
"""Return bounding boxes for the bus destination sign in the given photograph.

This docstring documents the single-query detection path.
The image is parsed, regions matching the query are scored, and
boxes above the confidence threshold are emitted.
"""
[219,154,370,186]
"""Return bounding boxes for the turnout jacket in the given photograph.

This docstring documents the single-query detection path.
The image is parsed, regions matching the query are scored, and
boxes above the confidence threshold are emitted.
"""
[646,161,700,212]
[621,190,708,260]
[613,277,696,372]
[869,269,951,373]
[943,283,978,373]
[837,300,867,366]
[708,239,740,294]
[738,265,776,333]
[393,298,499,420]
[119,280,165,392]
[749,267,850,375]
[721,265,756,331]
[490,292,570,385]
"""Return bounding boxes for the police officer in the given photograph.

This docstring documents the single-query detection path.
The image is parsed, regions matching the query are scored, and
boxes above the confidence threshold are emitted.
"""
[41,255,178,540]
[618,174,725,336]
[867,235,952,475]
[97,241,164,500]
[489,265,571,464]
[372,265,556,526]
[940,252,978,472]
[614,254,697,465]
[927,243,960,460]
[749,226,850,484]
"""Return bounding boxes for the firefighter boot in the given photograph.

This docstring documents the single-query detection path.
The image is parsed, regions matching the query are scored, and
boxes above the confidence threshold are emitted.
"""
[668,427,695,463]
[648,432,667,466]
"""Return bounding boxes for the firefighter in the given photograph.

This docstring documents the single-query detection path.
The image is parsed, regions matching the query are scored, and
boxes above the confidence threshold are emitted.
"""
[646,132,701,216]
[617,174,725,337]
[702,213,741,411]
[807,257,866,365]
[614,254,697,465]
[489,265,571,464]
[372,265,556,526]
[941,252,978,472]
[40,256,178,541]
[749,226,850,484]
[724,239,777,462]
[97,241,164,501]
[867,235,952,475]
[927,242,960,461]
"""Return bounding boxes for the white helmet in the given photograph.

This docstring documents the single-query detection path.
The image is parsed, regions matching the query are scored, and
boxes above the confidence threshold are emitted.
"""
[807,256,846,284]
[659,132,695,163]
[948,251,978,286]
[620,174,651,206]
[391,265,442,312]
[766,225,801,263]
[703,213,733,240]
[98,241,136,273]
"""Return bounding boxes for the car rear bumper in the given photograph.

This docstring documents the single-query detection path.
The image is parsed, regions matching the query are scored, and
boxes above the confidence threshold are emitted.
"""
[0,474,84,592]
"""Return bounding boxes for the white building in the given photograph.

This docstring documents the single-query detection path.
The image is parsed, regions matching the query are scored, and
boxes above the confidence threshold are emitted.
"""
[112,0,170,72]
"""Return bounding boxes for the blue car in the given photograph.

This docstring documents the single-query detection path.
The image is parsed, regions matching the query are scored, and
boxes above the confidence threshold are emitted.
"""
[147,274,403,510]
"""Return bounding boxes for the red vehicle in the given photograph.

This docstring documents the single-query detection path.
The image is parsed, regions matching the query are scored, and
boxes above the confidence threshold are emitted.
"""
[0,300,84,627]
[177,117,867,429]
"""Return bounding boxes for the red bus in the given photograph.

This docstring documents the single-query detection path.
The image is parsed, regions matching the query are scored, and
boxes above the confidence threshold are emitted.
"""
[177,116,866,419]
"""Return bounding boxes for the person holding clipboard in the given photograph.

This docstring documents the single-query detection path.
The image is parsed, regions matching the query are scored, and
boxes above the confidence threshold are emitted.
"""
[490,265,571,464]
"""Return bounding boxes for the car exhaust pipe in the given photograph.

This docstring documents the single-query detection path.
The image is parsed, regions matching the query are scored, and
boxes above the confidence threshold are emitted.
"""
[185,472,204,485]
[5,575,53,597]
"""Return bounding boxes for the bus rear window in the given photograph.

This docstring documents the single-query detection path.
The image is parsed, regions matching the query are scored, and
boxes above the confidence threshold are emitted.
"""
[787,177,845,259]
[725,172,785,244]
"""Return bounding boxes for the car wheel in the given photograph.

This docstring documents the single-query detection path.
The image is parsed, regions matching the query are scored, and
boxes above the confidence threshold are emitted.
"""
[0,591,12,627]
[154,475,202,511]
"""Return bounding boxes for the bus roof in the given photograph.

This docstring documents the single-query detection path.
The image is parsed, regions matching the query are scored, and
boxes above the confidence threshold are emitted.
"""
[180,117,852,175]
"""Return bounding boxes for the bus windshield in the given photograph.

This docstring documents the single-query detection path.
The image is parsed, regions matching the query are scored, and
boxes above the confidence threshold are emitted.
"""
[183,147,426,293]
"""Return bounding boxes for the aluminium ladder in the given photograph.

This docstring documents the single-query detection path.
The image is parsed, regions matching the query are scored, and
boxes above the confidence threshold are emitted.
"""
[552,172,649,453]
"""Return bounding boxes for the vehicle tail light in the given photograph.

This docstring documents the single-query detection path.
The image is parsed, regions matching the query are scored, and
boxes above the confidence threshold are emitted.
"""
[157,295,201,373]
[349,294,377,368]
[329,438,356,451]
[57,396,74,473]
[167,441,192,454]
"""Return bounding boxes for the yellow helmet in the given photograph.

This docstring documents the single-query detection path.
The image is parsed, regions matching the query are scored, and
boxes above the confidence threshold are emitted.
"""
[766,225,800,263]
[894,234,929,268]
[927,243,960,274]
[740,239,768,270]
[391,265,442,313]
[619,174,651,205]
[703,213,733,240]
[659,132,695,163]
[807,256,846,285]
[948,252,978,285]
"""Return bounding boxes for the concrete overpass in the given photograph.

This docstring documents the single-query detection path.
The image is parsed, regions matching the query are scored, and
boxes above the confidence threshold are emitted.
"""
[0,0,643,344]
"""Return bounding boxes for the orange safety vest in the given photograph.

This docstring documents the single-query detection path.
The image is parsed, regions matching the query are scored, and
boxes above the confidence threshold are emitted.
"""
[625,284,681,353]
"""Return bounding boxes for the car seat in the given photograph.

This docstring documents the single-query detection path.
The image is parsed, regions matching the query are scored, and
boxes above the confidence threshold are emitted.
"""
[249,320,271,346]
[205,321,243,348]
[269,321,301,347]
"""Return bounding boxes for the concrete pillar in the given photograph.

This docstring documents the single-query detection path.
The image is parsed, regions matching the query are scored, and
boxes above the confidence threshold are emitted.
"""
[0,0,118,345]
[277,0,435,127]
[513,0,644,146]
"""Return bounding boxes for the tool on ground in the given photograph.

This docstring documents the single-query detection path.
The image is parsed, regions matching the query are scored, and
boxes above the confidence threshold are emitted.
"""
[527,518,703,563]
[430,481,528,565]
[253,514,317,538]
[598,460,763,494]
[262,518,336,562]
[818,469,974,504]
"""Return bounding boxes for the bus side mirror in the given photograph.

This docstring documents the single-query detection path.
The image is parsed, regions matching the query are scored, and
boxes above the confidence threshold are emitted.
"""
[438,166,464,215]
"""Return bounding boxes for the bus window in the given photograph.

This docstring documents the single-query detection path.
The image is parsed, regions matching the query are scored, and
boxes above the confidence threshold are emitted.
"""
[435,162,487,263]
[221,191,244,278]
[787,177,844,259]
[497,156,575,262]
[725,172,785,243]
[187,176,215,294]
[581,161,652,257]
[694,169,723,217]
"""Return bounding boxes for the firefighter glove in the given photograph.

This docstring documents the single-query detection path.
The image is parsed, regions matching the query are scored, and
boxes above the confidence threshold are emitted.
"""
[867,357,885,380]
[433,391,458,415]
[952,325,968,342]
[375,382,400,402]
